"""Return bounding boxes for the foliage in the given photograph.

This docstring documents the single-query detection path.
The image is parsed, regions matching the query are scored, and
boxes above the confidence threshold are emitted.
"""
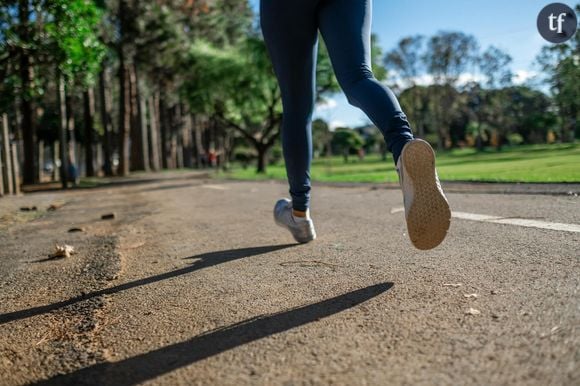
[479,46,512,88]
[312,118,331,156]
[536,5,580,141]
[45,0,106,85]
[331,128,364,162]
[423,31,478,85]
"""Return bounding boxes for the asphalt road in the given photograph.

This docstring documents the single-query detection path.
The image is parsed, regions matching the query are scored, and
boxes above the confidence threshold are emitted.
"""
[1,174,578,385]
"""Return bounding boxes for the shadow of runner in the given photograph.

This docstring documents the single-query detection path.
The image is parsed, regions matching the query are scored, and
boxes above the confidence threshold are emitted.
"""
[0,244,296,325]
[32,282,393,386]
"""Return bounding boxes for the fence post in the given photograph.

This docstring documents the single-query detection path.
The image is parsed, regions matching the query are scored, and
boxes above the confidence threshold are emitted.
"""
[1,113,13,194]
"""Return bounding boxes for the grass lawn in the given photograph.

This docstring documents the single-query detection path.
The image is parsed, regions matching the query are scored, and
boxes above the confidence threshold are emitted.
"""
[218,143,580,183]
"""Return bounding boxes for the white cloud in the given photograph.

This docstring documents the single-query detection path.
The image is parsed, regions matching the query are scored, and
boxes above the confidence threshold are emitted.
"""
[328,120,346,131]
[513,70,538,85]
[389,70,539,88]
[390,73,485,88]
[316,98,338,111]
[457,73,485,85]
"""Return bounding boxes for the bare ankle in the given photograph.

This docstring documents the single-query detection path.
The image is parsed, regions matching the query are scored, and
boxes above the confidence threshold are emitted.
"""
[292,209,307,218]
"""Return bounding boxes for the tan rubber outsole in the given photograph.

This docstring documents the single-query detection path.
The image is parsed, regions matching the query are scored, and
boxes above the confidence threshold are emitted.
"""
[402,140,451,250]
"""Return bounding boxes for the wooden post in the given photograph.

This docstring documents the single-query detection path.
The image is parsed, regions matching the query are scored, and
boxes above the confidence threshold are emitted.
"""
[0,147,4,196]
[11,143,20,194]
[1,114,14,194]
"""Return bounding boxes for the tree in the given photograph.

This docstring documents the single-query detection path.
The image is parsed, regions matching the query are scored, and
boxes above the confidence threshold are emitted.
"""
[423,31,478,149]
[384,35,425,89]
[479,46,513,89]
[385,35,427,136]
[185,29,343,173]
[536,6,580,142]
[183,38,279,173]
[0,0,105,184]
[398,85,431,138]
[331,128,364,163]
[312,118,332,157]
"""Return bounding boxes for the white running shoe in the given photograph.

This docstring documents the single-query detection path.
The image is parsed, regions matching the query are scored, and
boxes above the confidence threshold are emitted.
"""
[397,139,451,250]
[273,198,316,243]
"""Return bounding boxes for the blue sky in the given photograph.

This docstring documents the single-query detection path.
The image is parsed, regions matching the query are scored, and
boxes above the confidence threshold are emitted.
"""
[249,0,560,128]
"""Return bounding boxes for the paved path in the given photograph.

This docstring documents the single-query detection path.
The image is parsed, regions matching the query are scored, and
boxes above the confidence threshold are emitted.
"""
[1,175,578,385]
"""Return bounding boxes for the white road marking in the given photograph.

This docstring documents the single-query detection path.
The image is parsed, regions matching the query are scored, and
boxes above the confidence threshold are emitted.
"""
[452,211,580,233]
[201,184,230,190]
[391,207,580,233]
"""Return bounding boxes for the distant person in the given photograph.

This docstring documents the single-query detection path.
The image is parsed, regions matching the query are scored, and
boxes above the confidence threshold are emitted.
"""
[263,0,451,250]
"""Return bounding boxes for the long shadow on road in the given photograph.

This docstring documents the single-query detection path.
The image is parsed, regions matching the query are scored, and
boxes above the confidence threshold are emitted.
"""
[32,282,393,386]
[0,244,296,325]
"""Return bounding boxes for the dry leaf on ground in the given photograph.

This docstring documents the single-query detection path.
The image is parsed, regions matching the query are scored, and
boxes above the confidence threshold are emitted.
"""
[49,244,75,259]
[47,202,65,211]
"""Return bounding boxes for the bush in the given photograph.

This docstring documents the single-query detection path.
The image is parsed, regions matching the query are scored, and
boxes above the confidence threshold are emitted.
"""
[233,147,256,168]
[507,133,524,146]
[270,145,283,165]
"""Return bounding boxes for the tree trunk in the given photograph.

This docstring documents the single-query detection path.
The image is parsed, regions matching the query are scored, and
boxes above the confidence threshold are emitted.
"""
[19,0,36,184]
[117,0,131,176]
[83,88,96,177]
[182,109,193,168]
[57,74,68,188]
[52,141,60,181]
[138,79,150,171]
[98,69,113,176]
[170,103,180,169]
[256,144,267,173]
[37,140,44,181]
[475,122,484,151]
[159,93,169,169]
[147,96,161,171]
[129,63,147,171]
[174,103,182,169]
[118,60,131,176]
[65,91,78,183]
[1,114,13,194]
[193,115,204,168]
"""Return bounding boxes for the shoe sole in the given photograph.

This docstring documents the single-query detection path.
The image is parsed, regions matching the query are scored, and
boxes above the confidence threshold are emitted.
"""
[402,140,451,250]
[273,203,316,244]
[274,219,316,243]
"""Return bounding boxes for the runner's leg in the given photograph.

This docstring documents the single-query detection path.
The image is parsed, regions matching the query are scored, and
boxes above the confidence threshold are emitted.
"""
[317,0,414,163]
[260,0,319,212]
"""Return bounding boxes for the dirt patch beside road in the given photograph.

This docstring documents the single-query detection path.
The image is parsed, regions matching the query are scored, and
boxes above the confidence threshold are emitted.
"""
[0,187,147,385]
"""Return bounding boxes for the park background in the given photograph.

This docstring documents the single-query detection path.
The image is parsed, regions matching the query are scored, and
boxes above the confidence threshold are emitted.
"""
[0,0,579,194]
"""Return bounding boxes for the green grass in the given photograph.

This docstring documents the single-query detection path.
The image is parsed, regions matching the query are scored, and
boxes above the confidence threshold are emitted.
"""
[219,143,580,183]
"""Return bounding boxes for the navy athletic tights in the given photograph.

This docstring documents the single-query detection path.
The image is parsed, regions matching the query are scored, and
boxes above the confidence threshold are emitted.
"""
[261,0,414,211]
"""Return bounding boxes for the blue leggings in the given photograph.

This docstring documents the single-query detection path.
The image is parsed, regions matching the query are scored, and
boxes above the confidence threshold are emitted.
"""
[261,0,414,211]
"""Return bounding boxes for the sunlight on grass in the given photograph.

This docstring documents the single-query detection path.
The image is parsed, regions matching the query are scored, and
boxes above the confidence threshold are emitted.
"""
[219,143,580,183]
